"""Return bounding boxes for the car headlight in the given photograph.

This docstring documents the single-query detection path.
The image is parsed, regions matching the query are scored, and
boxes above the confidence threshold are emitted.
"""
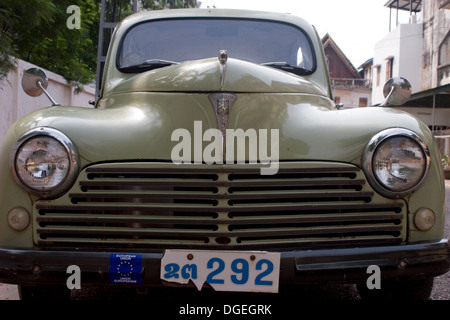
[10,127,79,198]
[363,128,430,198]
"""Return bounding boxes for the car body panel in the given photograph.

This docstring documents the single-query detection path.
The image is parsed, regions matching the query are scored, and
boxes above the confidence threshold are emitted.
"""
[0,94,433,165]
[107,58,327,95]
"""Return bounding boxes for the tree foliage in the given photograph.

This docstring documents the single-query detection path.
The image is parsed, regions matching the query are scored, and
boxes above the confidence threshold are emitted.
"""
[141,0,198,10]
[1,0,98,91]
[0,0,197,91]
[0,0,56,84]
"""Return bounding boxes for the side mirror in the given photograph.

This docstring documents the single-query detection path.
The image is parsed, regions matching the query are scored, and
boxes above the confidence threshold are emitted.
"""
[21,68,60,106]
[380,77,412,107]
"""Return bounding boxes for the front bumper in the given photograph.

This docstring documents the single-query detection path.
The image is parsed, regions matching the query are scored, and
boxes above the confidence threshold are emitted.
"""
[1,240,449,287]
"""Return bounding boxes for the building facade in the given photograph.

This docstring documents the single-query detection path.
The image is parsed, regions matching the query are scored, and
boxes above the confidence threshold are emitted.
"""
[372,22,423,104]
[371,0,450,133]
[322,34,372,109]
[422,0,450,90]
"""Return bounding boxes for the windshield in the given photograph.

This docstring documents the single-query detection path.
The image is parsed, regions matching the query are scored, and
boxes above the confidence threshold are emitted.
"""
[118,18,316,75]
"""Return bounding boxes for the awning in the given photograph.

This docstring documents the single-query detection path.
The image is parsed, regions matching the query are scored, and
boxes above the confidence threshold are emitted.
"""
[406,84,450,108]
[384,0,422,13]
[403,84,450,131]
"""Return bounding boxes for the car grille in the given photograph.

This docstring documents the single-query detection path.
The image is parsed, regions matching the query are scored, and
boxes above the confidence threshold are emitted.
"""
[34,162,405,249]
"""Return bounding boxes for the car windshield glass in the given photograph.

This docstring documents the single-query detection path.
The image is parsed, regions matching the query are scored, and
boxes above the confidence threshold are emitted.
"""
[118,18,315,75]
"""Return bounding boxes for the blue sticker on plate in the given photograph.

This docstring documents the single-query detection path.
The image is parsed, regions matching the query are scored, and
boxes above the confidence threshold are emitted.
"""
[109,254,142,284]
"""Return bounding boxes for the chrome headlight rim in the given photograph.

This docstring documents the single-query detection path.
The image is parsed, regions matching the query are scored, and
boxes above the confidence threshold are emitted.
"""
[362,128,431,199]
[9,127,79,199]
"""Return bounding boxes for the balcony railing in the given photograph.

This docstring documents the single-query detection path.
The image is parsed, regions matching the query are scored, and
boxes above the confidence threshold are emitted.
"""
[331,78,372,88]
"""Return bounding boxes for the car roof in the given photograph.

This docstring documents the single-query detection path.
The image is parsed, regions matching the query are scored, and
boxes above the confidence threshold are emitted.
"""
[117,8,316,35]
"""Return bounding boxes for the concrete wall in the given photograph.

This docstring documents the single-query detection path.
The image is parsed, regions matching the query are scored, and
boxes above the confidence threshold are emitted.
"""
[0,59,95,145]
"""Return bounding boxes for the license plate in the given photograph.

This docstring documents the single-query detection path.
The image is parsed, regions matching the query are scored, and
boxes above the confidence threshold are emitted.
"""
[160,250,281,293]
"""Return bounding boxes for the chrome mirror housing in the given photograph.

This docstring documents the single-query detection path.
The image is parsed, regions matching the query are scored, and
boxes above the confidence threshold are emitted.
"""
[21,68,60,106]
[22,68,48,97]
[380,77,412,107]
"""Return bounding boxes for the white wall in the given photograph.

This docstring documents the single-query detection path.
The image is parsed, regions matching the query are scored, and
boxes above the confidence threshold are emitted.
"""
[0,59,95,145]
[372,23,423,105]
[394,106,450,129]
[333,87,372,109]
[398,23,423,93]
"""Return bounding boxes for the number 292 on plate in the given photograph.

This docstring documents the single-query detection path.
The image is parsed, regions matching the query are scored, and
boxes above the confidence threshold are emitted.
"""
[160,250,281,293]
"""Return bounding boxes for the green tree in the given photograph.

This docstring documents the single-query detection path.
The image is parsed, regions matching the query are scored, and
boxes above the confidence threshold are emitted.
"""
[1,0,99,91]
[0,0,198,91]
[0,0,56,84]
[141,0,198,10]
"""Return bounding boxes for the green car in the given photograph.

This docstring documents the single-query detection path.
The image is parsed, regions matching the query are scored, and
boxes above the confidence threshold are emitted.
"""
[0,9,449,300]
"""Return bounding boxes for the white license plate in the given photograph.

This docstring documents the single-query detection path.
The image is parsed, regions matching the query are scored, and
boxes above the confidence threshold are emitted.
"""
[160,250,281,293]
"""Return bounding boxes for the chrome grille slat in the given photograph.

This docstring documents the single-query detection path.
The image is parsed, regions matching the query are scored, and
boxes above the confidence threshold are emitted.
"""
[37,236,401,248]
[34,163,405,249]
[37,224,402,238]
[37,202,399,213]
[79,179,366,188]
[37,212,402,225]
[69,190,374,200]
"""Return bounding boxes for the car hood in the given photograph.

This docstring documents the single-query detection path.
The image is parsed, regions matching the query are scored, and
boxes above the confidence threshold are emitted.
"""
[106,58,327,96]
[6,93,432,170]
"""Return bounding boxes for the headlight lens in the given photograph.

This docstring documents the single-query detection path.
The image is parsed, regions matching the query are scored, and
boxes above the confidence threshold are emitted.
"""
[10,127,79,198]
[364,128,430,198]
[16,136,69,189]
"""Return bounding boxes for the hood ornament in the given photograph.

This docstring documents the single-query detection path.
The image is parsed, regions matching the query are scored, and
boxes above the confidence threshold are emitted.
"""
[218,50,228,88]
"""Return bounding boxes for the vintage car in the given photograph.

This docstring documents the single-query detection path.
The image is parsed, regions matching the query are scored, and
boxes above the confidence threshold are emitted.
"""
[0,8,449,300]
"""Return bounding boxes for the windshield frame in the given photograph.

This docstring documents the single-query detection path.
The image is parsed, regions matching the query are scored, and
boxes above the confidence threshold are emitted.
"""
[116,17,318,76]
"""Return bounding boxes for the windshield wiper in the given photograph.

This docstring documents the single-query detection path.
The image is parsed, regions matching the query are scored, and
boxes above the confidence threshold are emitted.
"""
[261,62,312,76]
[119,59,180,73]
